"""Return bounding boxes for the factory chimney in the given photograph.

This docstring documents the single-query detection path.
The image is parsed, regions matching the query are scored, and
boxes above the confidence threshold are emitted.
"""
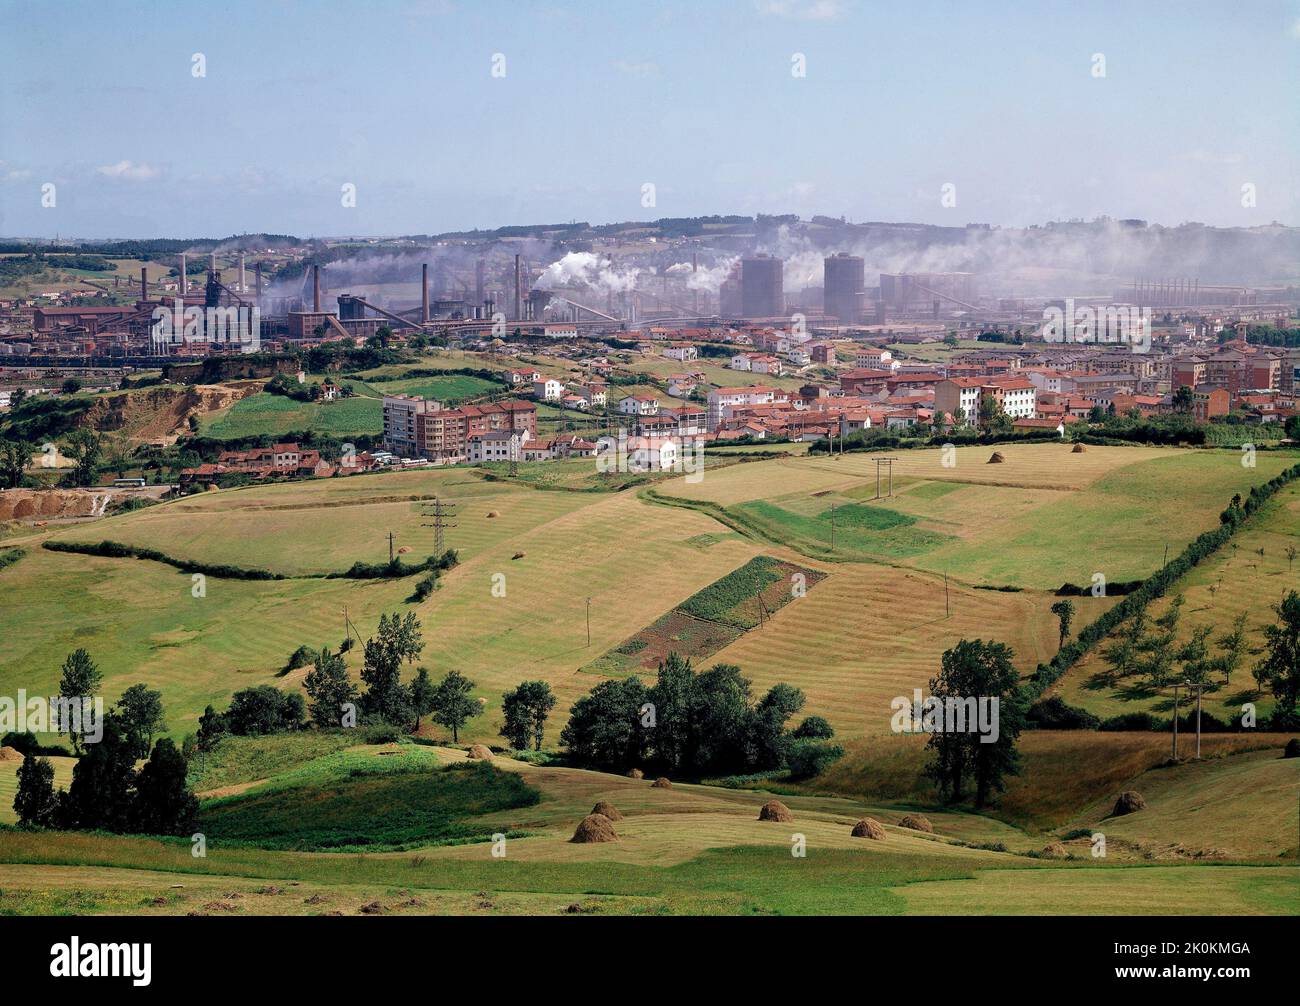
[513,254,522,321]
[475,259,485,308]
[180,253,187,296]
[255,262,262,306]
[313,265,321,312]
[422,263,430,324]
[239,253,246,293]
[140,267,148,303]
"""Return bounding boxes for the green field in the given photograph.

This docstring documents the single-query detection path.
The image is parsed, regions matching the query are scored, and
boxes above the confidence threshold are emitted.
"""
[200,393,382,439]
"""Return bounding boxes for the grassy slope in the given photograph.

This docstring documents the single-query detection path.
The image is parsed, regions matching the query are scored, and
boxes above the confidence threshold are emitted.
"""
[0,742,1293,916]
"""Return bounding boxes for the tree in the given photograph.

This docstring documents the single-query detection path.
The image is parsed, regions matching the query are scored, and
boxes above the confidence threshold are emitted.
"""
[1139,595,1184,688]
[196,704,227,752]
[1254,591,1300,726]
[410,667,437,731]
[646,654,698,772]
[225,686,304,735]
[360,612,419,725]
[64,428,102,488]
[60,715,136,832]
[1177,624,1215,686]
[304,648,358,729]
[115,683,165,760]
[430,670,481,743]
[1215,611,1250,685]
[1286,545,1297,572]
[1172,384,1194,413]
[560,677,648,770]
[925,639,1026,807]
[131,738,198,835]
[1050,599,1075,650]
[13,755,58,827]
[0,439,28,490]
[57,648,102,754]
[748,682,805,770]
[499,680,557,751]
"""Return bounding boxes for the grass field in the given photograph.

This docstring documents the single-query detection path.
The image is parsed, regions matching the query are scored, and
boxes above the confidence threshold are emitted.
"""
[199,393,382,439]
[1054,479,1300,722]
[0,738,1293,915]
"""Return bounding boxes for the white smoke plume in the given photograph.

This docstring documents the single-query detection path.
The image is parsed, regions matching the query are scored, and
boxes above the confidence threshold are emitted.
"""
[535,251,640,294]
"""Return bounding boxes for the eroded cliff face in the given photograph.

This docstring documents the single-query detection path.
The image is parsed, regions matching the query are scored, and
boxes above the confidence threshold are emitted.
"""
[79,383,258,442]
[0,489,112,521]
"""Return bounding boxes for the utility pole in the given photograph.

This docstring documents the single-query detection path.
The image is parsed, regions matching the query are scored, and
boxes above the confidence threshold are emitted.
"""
[585,596,591,646]
[944,572,950,618]
[829,502,836,551]
[1172,681,1181,760]
[387,531,396,563]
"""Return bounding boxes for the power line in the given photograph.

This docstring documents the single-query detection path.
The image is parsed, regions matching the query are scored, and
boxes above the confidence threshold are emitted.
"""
[420,495,458,553]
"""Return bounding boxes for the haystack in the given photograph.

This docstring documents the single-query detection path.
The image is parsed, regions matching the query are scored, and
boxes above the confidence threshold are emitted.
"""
[851,817,886,840]
[627,768,644,779]
[987,451,1005,464]
[757,799,793,822]
[397,546,410,554]
[1071,443,1087,453]
[570,813,618,843]
[486,511,499,518]
[590,800,623,821]
[1040,842,1068,858]
[0,746,22,762]
[1112,790,1146,816]
[466,744,493,760]
[897,813,933,833]
[1284,739,1299,759]
[650,777,672,789]
[511,551,526,560]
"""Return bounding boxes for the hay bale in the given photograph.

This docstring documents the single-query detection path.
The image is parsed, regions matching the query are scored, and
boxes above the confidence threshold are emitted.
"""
[570,813,618,843]
[0,746,22,762]
[466,744,493,760]
[205,483,219,492]
[627,768,644,779]
[1040,842,1068,858]
[1071,443,1087,453]
[1112,790,1146,816]
[987,451,1005,464]
[397,545,410,554]
[590,800,623,821]
[650,777,672,789]
[486,511,499,518]
[897,813,933,833]
[851,817,886,840]
[511,551,526,560]
[758,799,793,822]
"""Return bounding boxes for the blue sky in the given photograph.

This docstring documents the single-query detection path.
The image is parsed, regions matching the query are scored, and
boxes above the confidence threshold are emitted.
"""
[1,0,1297,237]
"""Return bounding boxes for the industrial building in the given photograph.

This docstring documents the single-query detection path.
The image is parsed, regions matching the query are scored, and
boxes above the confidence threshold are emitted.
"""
[823,253,865,325]
[740,255,783,318]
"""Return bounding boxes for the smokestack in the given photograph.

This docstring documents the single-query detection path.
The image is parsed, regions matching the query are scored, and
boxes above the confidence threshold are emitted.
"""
[180,254,187,296]
[239,253,246,293]
[255,262,262,306]
[422,263,429,324]
[210,253,217,275]
[313,265,321,312]
[513,254,522,322]
[475,258,485,308]
[140,266,148,302]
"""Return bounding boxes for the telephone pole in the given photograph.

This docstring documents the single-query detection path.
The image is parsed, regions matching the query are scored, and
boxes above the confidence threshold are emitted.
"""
[829,502,836,551]
[1172,681,1181,760]
[585,596,591,646]
[387,531,396,563]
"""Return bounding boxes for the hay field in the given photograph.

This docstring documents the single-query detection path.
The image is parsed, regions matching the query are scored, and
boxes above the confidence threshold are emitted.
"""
[1057,480,1300,721]
[0,754,75,824]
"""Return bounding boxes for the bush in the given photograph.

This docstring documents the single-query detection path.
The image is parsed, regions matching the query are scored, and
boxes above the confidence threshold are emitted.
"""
[285,645,317,672]
[1026,696,1100,730]
[224,686,306,736]
[784,739,843,780]
[1100,712,1163,732]
[791,715,834,740]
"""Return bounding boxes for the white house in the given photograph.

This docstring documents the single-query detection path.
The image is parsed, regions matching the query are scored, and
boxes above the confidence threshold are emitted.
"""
[532,377,565,401]
[626,436,679,472]
[467,429,525,464]
[663,344,698,362]
[619,394,660,416]
[706,385,777,430]
[729,353,753,371]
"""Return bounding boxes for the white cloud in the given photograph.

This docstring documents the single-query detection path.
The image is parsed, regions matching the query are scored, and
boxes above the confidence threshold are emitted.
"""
[95,160,160,181]
[756,0,847,20]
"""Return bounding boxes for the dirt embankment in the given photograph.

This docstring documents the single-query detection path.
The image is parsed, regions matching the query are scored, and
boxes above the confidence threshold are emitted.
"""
[0,489,112,521]
[80,383,260,443]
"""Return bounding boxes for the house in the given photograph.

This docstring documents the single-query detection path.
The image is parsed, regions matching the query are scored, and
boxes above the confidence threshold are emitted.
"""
[319,379,341,402]
[561,393,589,411]
[809,342,837,366]
[521,439,555,461]
[619,394,660,416]
[749,354,784,376]
[467,429,525,464]
[854,347,893,368]
[783,347,811,367]
[532,377,565,402]
[707,386,778,430]
[838,368,892,395]
[625,436,679,471]
[663,343,698,362]
[578,381,608,407]
[729,353,754,371]
[667,375,697,398]
[1191,387,1230,422]
[506,367,542,386]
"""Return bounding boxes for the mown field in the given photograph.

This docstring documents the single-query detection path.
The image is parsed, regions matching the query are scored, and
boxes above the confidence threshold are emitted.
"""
[199,393,381,439]
[1056,479,1300,722]
[0,737,1292,916]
